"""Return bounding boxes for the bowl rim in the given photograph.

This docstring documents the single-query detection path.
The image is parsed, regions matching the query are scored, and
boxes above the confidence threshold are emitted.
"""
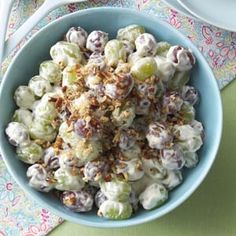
[0,7,223,228]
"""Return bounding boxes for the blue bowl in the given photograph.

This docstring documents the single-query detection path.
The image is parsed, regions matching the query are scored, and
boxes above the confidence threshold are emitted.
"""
[0,7,222,227]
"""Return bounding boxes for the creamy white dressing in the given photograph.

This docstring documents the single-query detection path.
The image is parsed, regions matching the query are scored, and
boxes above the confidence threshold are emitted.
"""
[141,157,167,180]
[13,109,33,128]
[135,33,157,56]
[139,183,168,210]
[66,27,88,48]
[161,170,183,190]
[146,129,172,149]
[86,30,108,52]
[6,24,204,220]
[39,60,62,84]
[50,41,82,67]
[167,45,195,72]
[155,56,176,82]
[28,75,52,97]
[54,168,84,191]
[14,86,35,110]
[27,164,53,192]
[5,122,30,147]
[116,158,144,181]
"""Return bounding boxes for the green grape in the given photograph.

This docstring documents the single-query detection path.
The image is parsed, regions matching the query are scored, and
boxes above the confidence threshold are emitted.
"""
[141,157,167,180]
[28,75,52,97]
[39,60,62,84]
[156,41,171,57]
[190,120,203,134]
[100,180,131,202]
[104,39,127,67]
[174,124,203,152]
[131,57,157,81]
[178,136,203,153]
[161,170,183,190]
[54,168,85,191]
[178,102,195,123]
[12,109,33,128]
[184,152,199,168]
[167,71,190,90]
[116,158,144,181]
[74,139,102,165]
[29,119,57,142]
[14,86,35,109]
[58,122,81,147]
[112,102,136,128]
[174,124,202,140]
[128,52,143,66]
[50,41,83,67]
[155,56,176,82]
[139,183,168,210]
[16,142,43,164]
[62,65,78,87]
[98,200,132,220]
[33,98,58,122]
[117,24,145,43]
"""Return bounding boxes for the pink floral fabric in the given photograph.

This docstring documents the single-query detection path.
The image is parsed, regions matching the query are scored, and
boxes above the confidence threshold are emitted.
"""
[0,155,63,236]
[0,0,235,235]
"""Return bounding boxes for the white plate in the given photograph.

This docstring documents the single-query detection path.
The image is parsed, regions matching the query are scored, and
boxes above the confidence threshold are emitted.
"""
[162,0,196,19]
[177,0,236,31]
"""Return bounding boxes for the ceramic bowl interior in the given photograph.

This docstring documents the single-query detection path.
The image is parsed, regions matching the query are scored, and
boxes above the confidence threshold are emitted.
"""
[0,7,222,228]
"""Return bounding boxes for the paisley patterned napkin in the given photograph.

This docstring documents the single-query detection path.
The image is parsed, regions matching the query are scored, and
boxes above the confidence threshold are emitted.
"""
[0,0,235,235]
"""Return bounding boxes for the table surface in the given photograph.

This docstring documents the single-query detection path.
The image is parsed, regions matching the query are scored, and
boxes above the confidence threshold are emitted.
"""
[50,81,236,236]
